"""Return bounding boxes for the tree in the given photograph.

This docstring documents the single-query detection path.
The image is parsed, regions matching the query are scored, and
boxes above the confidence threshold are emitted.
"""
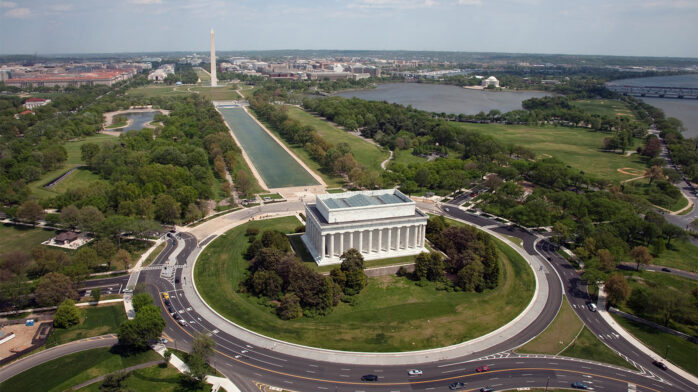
[278,293,302,320]
[154,194,181,224]
[132,292,153,312]
[73,247,100,270]
[457,260,485,292]
[414,252,444,282]
[597,249,615,272]
[339,248,364,272]
[35,272,77,307]
[94,239,117,261]
[646,165,664,185]
[235,170,251,196]
[552,222,570,244]
[604,274,630,306]
[163,349,172,366]
[111,249,132,270]
[80,143,100,164]
[16,200,44,226]
[78,206,104,233]
[191,333,215,363]
[662,224,686,247]
[415,168,431,188]
[91,287,101,303]
[630,246,653,271]
[60,205,81,229]
[54,299,81,328]
[117,303,165,349]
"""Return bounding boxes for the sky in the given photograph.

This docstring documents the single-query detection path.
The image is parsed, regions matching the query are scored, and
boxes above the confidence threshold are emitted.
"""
[0,0,697,58]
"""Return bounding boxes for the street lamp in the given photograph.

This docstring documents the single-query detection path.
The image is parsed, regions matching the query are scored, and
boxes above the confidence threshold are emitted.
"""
[665,345,670,360]
[545,376,550,392]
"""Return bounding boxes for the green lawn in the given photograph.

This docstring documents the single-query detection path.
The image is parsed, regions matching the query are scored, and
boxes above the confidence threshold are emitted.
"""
[622,177,689,212]
[194,217,534,351]
[0,346,161,392]
[77,364,211,392]
[45,304,126,347]
[451,122,645,182]
[652,239,698,273]
[573,99,636,119]
[0,224,56,254]
[126,85,239,101]
[259,193,284,200]
[28,134,116,199]
[285,107,389,173]
[390,148,428,167]
[518,297,583,355]
[195,67,211,82]
[561,326,633,369]
[326,188,346,193]
[613,315,698,376]
[143,242,167,267]
[52,167,102,193]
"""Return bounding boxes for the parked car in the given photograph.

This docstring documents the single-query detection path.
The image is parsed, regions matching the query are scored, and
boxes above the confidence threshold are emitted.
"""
[159,338,168,344]
[661,267,671,273]
[361,374,378,382]
[177,319,187,326]
[571,381,589,389]
[449,382,466,390]
[653,360,668,370]
[476,365,490,372]
[162,292,170,300]
[407,369,423,376]
[587,302,597,312]
[164,299,171,306]
[480,388,495,392]
[172,313,181,320]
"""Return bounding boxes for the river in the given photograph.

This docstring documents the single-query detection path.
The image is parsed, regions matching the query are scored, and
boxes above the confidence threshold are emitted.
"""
[608,74,698,138]
[335,83,550,115]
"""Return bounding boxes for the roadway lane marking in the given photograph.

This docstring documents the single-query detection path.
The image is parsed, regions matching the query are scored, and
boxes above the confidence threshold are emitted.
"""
[441,368,466,374]
[309,364,319,368]
[317,387,328,390]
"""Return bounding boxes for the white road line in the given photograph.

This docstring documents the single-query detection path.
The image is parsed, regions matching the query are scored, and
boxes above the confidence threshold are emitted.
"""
[309,364,319,368]
[340,375,350,378]
[441,368,467,374]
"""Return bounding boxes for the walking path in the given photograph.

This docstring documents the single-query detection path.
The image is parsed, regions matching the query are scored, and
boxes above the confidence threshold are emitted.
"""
[71,360,162,390]
[178,205,550,366]
[152,343,241,392]
[381,150,393,170]
[597,287,698,386]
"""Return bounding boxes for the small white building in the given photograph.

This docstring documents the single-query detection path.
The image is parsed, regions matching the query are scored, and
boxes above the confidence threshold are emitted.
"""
[148,64,175,82]
[24,98,51,109]
[482,76,500,88]
[302,189,428,266]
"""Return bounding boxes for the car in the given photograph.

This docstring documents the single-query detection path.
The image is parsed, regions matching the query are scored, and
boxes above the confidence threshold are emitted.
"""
[164,299,171,306]
[653,360,668,370]
[587,302,597,312]
[166,306,174,313]
[162,292,170,300]
[476,365,490,372]
[449,382,466,390]
[407,369,423,376]
[173,313,181,320]
[159,338,168,344]
[571,381,589,389]
[480,388,495,392]
[177,319,187,326]
[360,374,378,382]
[661,267,671,272]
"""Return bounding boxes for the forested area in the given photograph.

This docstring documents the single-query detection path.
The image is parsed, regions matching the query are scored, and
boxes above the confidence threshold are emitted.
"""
[163,64,199,85]
[242,229,367,319]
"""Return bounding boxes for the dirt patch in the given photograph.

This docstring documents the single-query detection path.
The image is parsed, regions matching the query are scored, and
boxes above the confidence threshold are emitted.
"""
[0,323,40,359]
[617,167,646,177]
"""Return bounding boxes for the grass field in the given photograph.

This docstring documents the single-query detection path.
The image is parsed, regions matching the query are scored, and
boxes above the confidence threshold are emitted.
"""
[45,304,126,347]
[194,67,211,82]
[561,326,633,369]
[194,217,534,351]
[285,107,389,173]
[77,364,211,392]
[126,85,239,100]
[518,297,583,355]
[28,134,116,199]
[573,99,636,119]
[390,148,428,167]
[623,177,689,212]
[0,224,56,254]
[0,346,161,392]
[52,168,102,194]
[452,122,645,182]
[613,315,698,376]
[652,239,698,272]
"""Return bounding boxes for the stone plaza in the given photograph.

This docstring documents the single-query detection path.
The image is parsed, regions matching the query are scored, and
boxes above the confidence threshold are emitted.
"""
[302,189,428,266]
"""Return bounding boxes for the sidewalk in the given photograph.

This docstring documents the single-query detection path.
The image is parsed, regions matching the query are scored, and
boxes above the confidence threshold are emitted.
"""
[152,344,241,392]
[179,211,551,366]
[597,287,698,386]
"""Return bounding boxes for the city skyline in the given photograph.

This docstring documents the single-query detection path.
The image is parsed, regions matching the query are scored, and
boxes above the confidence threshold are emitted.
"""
[1,0,697,58]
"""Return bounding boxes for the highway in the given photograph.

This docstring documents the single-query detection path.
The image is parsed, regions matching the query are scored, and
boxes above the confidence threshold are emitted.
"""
[132,204,695,392]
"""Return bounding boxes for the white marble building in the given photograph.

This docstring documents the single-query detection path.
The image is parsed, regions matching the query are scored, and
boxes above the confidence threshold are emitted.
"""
[302,189,428,266]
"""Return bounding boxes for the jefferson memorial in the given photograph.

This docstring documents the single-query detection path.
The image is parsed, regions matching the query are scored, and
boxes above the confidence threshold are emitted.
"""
[302,189,428,266]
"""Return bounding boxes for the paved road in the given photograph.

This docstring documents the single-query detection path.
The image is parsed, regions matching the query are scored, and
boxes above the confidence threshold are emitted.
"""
[617,262,698,280]
[133,204,695,392]
[0,335,117,383]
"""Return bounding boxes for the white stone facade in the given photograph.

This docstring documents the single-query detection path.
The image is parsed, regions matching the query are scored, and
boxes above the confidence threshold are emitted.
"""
[302,189,428,266]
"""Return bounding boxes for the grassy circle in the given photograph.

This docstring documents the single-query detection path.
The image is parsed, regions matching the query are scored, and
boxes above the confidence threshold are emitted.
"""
[194,216,535,352]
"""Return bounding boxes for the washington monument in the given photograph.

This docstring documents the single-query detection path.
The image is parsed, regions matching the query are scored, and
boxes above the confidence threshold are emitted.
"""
[210,28,217,87]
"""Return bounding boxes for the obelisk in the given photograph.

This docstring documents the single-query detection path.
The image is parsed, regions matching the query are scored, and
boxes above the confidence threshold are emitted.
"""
[210,28,217,87]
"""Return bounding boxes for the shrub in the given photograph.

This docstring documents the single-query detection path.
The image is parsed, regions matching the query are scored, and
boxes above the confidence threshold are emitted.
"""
[54,299,81,328]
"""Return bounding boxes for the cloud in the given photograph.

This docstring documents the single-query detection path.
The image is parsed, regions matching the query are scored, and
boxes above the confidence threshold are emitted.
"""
[4,7,30,18]
[349,0,437,9]
[49,4,74,12]
[0,1,16,8]
[127,0,163,4]
[458,0,481,4]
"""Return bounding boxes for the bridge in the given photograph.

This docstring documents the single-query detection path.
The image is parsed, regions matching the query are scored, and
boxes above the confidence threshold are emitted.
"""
[607,84,698,99]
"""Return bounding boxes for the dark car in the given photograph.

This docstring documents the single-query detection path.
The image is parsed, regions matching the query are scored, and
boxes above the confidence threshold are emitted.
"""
[480,388,494,392]
[661,267,671,273]
[164,299,171,306]
[653,360,668,370]
[167,306,174,313]
[361,374,378,382]
[172,313,181,320]
[449,382,466,390]
[571,381,589,389]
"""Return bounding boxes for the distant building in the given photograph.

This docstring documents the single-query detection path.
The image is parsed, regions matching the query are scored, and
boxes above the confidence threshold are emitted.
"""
[302,189,428,266]
[5,70,134,88]
[148,64,175,82]
[482,76,500,88]
[54,231,79,245]
[23,97,50,109]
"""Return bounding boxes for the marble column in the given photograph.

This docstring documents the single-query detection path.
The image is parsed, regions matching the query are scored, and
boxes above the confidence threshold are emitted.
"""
[368,230,373,253]
[321,233,326,258]
[359,230,363,253]
[339,232,344,256]
[387,227,392,250]
[329,233,334,257]
[377,229,382,253]
[349,231,354,250]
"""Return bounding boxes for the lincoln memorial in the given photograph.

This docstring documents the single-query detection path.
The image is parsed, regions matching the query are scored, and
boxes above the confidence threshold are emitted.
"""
[302,189,428,266]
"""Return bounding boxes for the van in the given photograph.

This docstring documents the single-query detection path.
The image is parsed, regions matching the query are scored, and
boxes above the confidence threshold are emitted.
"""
[587,302,597,312]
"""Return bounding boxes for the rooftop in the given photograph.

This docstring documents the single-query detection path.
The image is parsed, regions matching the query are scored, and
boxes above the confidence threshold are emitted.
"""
[318,189,412,210]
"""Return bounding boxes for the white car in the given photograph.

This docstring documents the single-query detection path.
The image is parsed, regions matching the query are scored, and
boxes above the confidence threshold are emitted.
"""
[408,369,423,376]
